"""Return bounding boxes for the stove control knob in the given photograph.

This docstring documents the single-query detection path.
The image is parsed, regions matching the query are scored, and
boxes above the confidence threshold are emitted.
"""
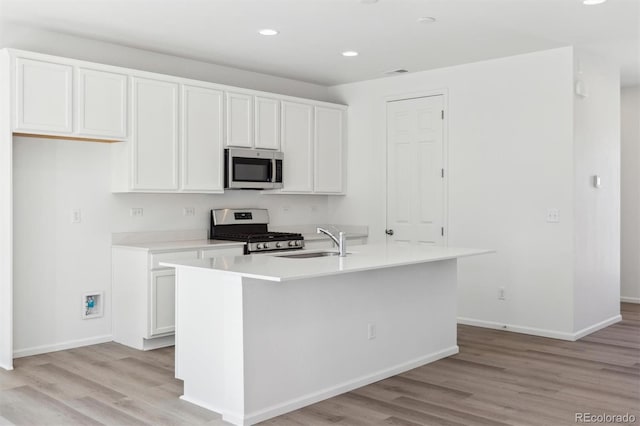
[288,241,295,247]
[276,242,282,248]
[295,241,301,246]
[263,243,270,249]
[256,243,263,249]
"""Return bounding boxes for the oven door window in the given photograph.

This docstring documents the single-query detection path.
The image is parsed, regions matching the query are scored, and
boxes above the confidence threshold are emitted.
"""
[232,157,272,182]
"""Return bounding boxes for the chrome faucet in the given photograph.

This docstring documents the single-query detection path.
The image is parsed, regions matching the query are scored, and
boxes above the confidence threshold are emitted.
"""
[317,227,347,257]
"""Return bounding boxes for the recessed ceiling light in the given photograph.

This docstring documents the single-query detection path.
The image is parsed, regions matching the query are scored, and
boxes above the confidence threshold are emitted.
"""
[258,29,279,36]
[418,16,437,23]
[583,0,606,4]
[342,51,359,57]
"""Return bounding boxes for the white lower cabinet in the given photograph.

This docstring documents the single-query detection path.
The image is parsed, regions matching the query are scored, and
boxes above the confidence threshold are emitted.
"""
[150,269,177,337]
[112,244,243,350]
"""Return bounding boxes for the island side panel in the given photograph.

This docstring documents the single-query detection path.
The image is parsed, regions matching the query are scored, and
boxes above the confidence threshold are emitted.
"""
[240,259,458,424]
[175,267,246,418]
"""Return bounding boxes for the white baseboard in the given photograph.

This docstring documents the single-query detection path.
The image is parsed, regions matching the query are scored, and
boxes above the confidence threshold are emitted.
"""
[13,334,113,358]
[0,362,13,371]
[180,346,459,426]
[458,315,622,342]
[243,346,459,425]
[572,315,622,340]
[458,317,576,340]
[621,296,640,304]
[142,335,174,350]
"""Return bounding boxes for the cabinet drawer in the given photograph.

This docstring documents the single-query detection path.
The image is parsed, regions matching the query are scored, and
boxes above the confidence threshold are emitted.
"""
[200,247,244,259]
[151,250,199,269]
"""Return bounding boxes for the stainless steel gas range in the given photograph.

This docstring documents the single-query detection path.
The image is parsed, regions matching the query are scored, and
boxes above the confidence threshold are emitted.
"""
[210,208,304,254]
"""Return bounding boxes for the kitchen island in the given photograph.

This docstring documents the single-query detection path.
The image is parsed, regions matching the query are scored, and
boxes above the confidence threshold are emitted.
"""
[161,243,492,426]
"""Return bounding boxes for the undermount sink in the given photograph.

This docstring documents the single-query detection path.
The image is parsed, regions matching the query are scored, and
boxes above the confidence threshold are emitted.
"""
[276,251,348,259]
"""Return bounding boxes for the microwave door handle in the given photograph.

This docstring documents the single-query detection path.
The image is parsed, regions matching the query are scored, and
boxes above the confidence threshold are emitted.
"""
[268,159,274,182]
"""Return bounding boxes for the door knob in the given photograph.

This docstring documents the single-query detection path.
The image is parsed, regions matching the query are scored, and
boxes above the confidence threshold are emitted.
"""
[385,229,394,236]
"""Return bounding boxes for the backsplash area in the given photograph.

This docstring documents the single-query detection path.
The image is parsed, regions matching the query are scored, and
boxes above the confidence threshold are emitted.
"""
[12,135,331,355]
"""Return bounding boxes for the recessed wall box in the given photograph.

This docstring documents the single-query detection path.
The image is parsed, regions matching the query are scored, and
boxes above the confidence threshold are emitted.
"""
[82,291,104,319]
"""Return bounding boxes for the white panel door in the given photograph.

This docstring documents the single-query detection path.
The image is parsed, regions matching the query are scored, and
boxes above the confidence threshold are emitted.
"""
[15,58,73,133]
[131,77,179,191]
[181,84,224,192]
[226,92,253,148]
[77,68,127,139]
[387,96,445,245]
[254,96,280,150]
[281,101,314,192]
[150,270,175,337]
[314,106,344,193]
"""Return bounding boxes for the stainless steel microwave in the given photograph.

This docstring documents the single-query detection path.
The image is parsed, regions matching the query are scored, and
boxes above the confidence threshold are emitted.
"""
[224,148,283,190]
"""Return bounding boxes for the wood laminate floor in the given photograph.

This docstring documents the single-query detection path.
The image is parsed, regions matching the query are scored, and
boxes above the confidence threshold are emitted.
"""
[1,304,638,426]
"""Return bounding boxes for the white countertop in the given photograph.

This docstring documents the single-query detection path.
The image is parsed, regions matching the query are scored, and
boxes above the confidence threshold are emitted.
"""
[160,243,493,282]
[112,239,246,252]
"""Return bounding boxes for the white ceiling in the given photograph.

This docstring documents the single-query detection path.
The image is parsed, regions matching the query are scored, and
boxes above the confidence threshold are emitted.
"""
[1,0,638,86]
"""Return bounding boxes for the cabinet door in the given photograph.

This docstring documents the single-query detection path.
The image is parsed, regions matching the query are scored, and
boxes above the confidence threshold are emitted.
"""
[226,92,253,148]
[150,269,176,337]
[314,106,344,193]
[131,77,179,191]
[281,101,314,192]
[181,85,224,192]
[15,58,73,134]
[254,97,280,150]
[77,68,127,139]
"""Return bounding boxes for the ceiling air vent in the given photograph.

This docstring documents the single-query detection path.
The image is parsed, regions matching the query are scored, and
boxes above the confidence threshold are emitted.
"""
[384,69,409,76]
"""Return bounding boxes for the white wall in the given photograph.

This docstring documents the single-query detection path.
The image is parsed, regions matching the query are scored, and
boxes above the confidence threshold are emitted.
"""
[328,48,579,337]
[573,51,621,331]
[621,86,640,303]
[0,22,336,103]
[12,136,330,354]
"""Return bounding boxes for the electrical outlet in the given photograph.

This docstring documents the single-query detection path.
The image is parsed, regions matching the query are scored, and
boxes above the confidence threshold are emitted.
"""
[183,207,195,217]
[498,287,506,300]
[71,208,82,224]
[546,208,560,223]
[367,323,376,340]
[130,208,143,217]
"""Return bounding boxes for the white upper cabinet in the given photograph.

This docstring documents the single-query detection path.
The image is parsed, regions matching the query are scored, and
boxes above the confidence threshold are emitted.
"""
[15,57,73,134]
[130,77,179,191]
[314,106,345,193]
[5,49,348,194]
[77,68,127,139]
[181,84,224,193]
[281,101,314,193]
[226,91,253,148]
[254,96,280,150]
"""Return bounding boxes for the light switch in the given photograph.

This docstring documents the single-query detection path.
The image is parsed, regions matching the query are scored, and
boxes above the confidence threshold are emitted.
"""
[71,208,82,224]
[546,208,560,223]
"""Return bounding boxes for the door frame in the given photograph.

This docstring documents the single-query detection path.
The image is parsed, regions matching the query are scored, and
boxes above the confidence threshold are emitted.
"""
[384,88,450,246]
